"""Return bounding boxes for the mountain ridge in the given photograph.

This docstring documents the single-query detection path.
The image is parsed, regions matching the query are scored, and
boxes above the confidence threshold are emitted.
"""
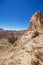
[0,11,43,65]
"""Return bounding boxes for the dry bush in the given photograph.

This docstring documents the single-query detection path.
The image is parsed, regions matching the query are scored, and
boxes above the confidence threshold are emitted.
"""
[8,33,18,44]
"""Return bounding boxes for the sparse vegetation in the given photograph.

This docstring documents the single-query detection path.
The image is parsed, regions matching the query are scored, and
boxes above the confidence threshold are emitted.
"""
[0,61,5,65]
[0,39,14,51]
[0,11,43,65]
[8,33,18,44]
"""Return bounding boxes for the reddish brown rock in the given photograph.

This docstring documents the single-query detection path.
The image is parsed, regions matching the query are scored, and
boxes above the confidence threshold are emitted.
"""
[9,62,16,65]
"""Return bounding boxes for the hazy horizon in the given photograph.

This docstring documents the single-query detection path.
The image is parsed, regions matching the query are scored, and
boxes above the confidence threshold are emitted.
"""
[0,0,43,30]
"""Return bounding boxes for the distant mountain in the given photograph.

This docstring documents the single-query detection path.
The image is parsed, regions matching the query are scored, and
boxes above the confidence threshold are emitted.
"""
[0,28,4,31]
[0,29,27,39]
[0,11,43,65]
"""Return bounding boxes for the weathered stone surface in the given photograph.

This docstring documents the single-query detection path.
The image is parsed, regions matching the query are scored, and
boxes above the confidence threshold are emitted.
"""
[29,11,43,33]
[0,11,43,65]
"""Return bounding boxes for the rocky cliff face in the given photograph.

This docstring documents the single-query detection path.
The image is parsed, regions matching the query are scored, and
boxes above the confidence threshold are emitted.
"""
[30,11,43,33]
[0,11,43,65]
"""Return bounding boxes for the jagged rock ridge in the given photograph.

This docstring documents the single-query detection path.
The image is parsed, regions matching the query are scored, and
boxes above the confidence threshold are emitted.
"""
[0,11,43,65]
[29,11,43,33]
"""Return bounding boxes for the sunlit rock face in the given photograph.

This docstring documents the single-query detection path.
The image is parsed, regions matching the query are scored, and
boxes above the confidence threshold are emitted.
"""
[29,11,43,33]
[0,11,43,65]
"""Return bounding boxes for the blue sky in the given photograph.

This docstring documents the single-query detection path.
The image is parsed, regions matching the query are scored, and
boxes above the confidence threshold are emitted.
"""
[0,0,43,30]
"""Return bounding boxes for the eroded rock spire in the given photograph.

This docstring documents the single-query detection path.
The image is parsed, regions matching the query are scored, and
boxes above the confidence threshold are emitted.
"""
[29,11,43,33]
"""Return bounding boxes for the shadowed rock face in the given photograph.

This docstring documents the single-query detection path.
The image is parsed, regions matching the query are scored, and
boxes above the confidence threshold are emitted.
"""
[30,11,43,33]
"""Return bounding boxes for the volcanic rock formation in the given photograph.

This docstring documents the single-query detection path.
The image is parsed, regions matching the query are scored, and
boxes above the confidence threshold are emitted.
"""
[30,11,43,33]
[0,11,43,65]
